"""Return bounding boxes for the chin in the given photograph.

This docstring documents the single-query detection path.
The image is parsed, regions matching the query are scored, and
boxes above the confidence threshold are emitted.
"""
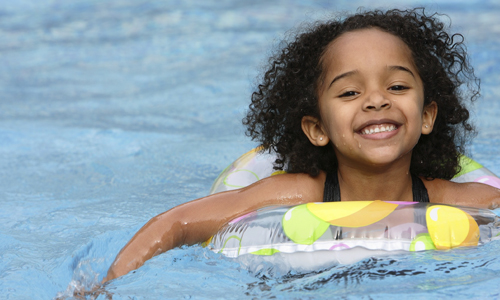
[362,153,409,168]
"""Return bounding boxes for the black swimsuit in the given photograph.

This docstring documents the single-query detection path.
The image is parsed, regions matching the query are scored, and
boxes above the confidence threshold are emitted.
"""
[323,171,430,203]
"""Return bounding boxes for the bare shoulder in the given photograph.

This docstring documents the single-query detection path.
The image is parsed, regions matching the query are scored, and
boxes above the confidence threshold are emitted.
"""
[179,171,326,224]
[423,178,500,209]
[238,171,326,205]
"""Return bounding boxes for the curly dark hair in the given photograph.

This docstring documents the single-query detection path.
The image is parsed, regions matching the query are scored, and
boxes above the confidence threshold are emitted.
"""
[243,8,479,179]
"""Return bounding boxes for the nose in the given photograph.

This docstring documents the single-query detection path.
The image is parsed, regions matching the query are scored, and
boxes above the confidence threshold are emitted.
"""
[362,91,391,111]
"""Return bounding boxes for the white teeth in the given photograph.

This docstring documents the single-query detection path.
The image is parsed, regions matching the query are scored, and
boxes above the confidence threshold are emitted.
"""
[361,124,397,135]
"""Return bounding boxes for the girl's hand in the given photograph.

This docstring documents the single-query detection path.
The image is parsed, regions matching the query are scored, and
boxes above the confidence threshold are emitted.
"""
[103,173,322,282]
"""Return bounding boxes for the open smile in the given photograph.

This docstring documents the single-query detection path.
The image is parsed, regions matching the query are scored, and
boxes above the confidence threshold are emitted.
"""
[356,120,402,139]
[360,123,397,135]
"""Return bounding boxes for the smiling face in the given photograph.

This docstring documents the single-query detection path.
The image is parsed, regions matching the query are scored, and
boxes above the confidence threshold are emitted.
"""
[302,28,437,171]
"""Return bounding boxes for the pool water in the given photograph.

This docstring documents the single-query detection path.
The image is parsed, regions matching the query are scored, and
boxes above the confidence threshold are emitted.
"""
[0,0,499,299]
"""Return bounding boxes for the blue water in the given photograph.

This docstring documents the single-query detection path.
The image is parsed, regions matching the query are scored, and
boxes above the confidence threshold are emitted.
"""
[0,0,499,299]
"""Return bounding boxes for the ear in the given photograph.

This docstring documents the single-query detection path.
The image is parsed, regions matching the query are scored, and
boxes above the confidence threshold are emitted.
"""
[421,101,438,135]
[301,116,330,146]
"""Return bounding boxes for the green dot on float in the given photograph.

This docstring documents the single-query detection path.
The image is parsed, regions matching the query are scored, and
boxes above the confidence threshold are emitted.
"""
[250,248,280,256]
[410,233,437,251]
[282,204,330,245]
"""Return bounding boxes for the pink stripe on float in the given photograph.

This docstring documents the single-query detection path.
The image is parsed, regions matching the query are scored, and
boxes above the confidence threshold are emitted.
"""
[383,201,418,205]
[330,243,350,250]
[229,212,255,224]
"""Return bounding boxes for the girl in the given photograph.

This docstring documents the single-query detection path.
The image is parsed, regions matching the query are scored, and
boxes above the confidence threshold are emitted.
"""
[103,8,500,282]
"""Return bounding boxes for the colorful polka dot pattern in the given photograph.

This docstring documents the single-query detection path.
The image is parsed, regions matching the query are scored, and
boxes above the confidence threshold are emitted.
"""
[209,201,497,258]
[426,205,479,249]
[208,150,499,258]
[282,201,479,250]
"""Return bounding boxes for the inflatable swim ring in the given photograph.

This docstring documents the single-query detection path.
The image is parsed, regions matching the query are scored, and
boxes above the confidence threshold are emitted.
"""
[208,201,499,271]
[209,147,500,194]
[206,148,500,271]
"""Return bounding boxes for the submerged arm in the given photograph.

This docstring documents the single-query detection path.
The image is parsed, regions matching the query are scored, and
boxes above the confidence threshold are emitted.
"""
[103,173,323,282]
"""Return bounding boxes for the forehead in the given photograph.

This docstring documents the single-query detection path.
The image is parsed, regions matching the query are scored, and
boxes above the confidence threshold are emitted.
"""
[320,28,416,77]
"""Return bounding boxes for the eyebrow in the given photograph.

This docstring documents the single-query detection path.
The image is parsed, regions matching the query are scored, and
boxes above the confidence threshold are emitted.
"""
[327,65,416,89]
[388,65,415,78]
[328,70,358,89]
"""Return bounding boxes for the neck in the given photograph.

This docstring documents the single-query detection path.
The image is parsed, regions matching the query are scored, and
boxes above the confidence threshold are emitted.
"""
[336,160,414,202]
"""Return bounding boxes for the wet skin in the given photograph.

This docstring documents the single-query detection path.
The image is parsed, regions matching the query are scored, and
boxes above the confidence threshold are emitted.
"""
[104,28,500,283]
[302,28,438,202]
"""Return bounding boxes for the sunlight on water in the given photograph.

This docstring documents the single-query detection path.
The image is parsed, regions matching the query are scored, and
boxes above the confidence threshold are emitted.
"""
[0,0,499,299]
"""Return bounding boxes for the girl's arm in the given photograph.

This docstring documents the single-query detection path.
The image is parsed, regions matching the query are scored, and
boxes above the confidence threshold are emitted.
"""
[103,173,323,282]
[425,178,500,209]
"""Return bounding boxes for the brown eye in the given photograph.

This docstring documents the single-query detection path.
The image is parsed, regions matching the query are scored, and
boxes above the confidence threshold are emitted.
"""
[339,91,358,97]
[389,85,409,91]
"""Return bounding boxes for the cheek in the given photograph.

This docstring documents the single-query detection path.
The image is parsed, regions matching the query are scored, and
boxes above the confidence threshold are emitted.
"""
[319,100,360,144]
[322,114,353,149]
[408,110,425,145]
[412,106,425,127]
[321,108,347,135]
[404,96,425,125]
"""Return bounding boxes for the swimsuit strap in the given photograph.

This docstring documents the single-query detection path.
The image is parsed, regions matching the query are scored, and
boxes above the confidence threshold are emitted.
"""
[323,171,341,202]
[323,171,429,203]
[411,173,430,203]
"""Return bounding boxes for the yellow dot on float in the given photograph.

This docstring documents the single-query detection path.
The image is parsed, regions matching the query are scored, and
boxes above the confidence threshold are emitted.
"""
[426,205,479,250]
[307,201,372,221]
[307,200,398,228]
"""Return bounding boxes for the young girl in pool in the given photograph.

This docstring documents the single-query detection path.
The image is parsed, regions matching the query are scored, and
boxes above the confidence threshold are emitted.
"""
[104,8,500,282]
